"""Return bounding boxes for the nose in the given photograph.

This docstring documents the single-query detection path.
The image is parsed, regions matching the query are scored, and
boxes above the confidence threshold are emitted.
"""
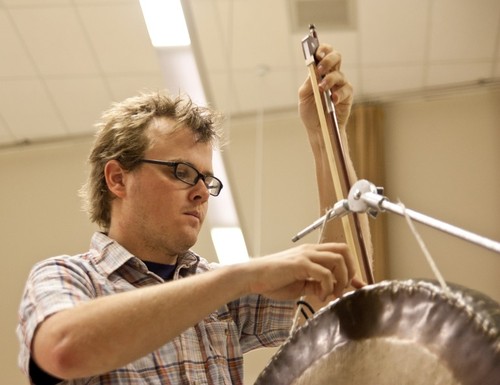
[189,178,210,202]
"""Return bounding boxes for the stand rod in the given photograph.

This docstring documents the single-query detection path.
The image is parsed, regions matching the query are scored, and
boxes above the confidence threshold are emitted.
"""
[362,191,500,254]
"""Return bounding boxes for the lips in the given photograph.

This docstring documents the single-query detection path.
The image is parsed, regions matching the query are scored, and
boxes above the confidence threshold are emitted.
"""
[184,210,201,220]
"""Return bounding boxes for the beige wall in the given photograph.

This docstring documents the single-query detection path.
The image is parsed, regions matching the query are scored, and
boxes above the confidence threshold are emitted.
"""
[1,88,499,384]
[383,88,500,300]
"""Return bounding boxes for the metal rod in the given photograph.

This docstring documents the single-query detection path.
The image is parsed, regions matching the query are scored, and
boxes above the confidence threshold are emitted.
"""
[362,192,500,254]
[292,200,349,242]
[293,179,500,254]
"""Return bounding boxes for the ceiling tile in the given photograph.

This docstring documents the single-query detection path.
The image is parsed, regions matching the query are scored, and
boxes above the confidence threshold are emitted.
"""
[358,0,428,65]
[0,9,37,77]
[361,65,424,95]
[106,73,167,103]
[2,0,72,5]
[45,76,112,134]
[426,62,493,87]
[229,0,292,70]
[231,69,297,114]
[187,0,228,72]
[74,0,136,4]
[429,0,500,62]
[0,79,67,140]
[77,2,161,74]
[10,6,100,76]
[204,71,240,114]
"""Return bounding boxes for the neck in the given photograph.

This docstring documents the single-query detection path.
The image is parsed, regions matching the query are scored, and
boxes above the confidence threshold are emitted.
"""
[107,225,179,265]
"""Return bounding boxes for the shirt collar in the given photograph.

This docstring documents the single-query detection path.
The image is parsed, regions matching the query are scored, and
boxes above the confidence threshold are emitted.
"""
[89,232,200,278]
[89,232,136,277]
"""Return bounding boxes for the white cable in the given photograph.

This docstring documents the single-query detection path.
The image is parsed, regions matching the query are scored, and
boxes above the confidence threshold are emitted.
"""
[399,201,451,295]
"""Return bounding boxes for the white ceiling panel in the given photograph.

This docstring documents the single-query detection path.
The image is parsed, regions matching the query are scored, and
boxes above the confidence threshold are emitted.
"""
[229,0,292,70]
[426,62,493,86]
[232,69,297,114]
[187,0,228,71]
[428,0,500,62]
[10,6,100,76]
[2,0,72,5]
[204,72,240,114]
[74,0,135,4]
[0,78,67,140]
[77,2,161,74]
[358,0,428,65]
[44,76,112,134]
[106,73,166,102]
[0,9,37,77]
[0,0,498,145]
[361,65,424,95]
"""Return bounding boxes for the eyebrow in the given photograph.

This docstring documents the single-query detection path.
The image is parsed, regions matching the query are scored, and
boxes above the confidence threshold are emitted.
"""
[168,158,215,177]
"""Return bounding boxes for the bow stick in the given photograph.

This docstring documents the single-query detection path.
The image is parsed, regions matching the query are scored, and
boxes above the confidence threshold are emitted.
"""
[301,25,375,284]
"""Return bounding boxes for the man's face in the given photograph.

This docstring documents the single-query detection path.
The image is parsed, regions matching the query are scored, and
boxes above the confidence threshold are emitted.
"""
[120,117,214,261]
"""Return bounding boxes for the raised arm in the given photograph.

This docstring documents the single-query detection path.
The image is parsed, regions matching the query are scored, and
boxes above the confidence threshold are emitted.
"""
[298,43,357,241]
[298,43,370,288]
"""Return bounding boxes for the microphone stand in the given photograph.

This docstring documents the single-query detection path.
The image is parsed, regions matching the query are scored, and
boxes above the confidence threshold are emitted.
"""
[293,179,500,255]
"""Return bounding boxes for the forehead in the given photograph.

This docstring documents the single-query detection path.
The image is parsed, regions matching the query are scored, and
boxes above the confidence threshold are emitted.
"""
[145,117,212,158]
[146,116,182,138]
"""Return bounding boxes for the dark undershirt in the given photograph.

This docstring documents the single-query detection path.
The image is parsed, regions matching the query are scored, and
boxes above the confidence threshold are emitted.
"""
[29,261,176,384]
[143,260,177,281]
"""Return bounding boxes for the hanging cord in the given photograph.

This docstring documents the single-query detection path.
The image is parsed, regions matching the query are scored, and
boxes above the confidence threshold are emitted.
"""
[399,201,451,295]
[296,300,316,320]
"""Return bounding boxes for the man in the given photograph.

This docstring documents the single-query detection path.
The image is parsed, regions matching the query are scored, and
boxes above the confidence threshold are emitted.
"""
[17,43,361,384]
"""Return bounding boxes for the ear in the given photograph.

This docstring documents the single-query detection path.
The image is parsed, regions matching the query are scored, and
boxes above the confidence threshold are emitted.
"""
[104,160,128,198]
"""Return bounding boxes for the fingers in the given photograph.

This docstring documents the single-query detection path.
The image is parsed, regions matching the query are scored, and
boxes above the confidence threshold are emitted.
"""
[299,243,355,300]
[351,277,366,290]
[315,44,341,75]
[314,45,353,102]
[250,243,362,301]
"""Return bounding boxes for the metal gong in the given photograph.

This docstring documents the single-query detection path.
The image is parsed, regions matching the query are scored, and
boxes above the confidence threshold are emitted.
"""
[255,280,500,385]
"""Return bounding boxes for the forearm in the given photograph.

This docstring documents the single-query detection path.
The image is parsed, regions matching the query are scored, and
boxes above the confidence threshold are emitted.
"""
[308,122,373,265]
[307,125,356,243]
[32,242,357,380]
[33,264,249,379]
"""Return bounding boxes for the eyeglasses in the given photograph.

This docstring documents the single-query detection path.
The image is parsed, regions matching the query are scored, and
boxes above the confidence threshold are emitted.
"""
[139,159,223,196]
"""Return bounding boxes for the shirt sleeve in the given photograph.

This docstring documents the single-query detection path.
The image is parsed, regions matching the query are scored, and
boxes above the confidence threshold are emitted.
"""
[228,295,295,354]
[16,256,97,381]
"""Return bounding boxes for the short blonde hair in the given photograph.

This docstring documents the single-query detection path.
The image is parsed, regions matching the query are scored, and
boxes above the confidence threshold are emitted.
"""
[80,90,223,230]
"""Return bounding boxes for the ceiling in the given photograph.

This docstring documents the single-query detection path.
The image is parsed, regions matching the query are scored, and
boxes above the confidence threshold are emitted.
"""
[0,0,499,148]
[186,0,500,115]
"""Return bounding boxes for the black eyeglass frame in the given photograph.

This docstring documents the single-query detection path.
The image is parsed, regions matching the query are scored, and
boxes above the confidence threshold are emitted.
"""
[139,159,223,196]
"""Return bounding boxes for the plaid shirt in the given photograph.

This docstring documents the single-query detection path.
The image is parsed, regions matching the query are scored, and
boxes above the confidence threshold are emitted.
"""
[17,232,294,385]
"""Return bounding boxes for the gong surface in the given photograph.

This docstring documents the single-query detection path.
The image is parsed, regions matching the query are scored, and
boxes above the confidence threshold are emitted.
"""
[255,280,500,385]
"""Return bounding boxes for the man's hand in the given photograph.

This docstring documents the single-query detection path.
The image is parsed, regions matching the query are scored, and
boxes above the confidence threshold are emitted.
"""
[245,243,360,301]
[298,44,354,133]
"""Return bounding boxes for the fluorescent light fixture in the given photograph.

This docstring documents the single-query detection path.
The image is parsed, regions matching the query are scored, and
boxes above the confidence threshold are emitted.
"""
[139,0,191,47]
[211,227,249,265]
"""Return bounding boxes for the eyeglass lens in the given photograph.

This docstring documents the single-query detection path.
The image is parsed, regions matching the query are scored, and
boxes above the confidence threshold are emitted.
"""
[175,163,221,195]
